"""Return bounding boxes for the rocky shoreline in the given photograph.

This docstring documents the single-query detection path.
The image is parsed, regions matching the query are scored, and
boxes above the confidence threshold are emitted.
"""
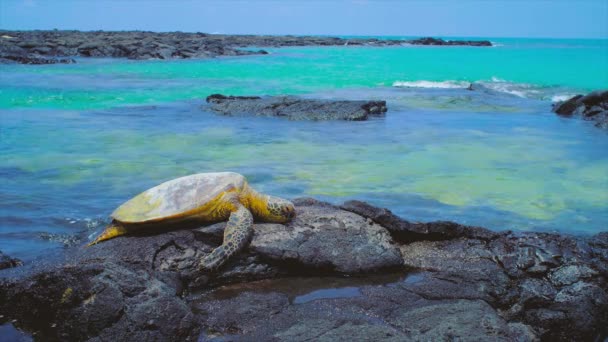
[205,94,388,121]
[1,198,606,341]
[0,30,492,64]
[552,90,608,129]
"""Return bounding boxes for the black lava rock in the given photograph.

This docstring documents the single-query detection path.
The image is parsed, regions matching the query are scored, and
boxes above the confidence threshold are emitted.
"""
[0,251,21,270]
[205,94,388,121]
[0,30,492,64]
[1,199,606,341]
[552,90,608,129]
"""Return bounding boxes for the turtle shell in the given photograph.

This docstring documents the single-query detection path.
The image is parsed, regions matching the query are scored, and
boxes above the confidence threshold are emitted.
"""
[112,172,246,224]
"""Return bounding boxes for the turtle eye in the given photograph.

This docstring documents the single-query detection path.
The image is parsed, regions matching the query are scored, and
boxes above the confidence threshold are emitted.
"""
[282,206,295,219]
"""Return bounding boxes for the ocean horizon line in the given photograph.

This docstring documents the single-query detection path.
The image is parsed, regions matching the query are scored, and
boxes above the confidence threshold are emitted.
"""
[2,28,607,41]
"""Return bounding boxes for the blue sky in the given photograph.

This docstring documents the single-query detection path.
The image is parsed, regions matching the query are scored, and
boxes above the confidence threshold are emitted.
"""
[1,0,607,38]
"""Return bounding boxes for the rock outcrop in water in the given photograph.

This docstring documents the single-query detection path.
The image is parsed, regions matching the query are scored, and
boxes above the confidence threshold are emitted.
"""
[0,251,21,270]
[0,198,606,341]
[0,31,492,64]
[552,90,608,129]
[205,94,388,121]
[408,37,492,46]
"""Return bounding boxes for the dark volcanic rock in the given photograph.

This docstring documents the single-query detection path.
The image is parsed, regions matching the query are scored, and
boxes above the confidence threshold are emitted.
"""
[0,45,75,65]
[409,37,493,46]
[1,198,606,341]
[0,234,204,341]
[0,30,492,64]
[341,200,498,242]
[205,94,388,121]
[4,263,197,341]
[194,286,535,341]
[554,95,584,115]
[552,90,608,129]
[0,55,75,64]
[0,251,21,270]
[248,198,403,272]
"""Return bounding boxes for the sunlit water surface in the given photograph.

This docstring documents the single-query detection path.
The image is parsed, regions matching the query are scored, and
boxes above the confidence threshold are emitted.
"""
[1,38,607,260]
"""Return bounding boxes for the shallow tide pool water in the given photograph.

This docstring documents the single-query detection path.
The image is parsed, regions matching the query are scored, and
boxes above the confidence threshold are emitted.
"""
[1,38,607,260]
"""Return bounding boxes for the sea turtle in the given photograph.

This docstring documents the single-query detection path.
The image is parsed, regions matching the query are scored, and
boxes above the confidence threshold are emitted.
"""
[88,172,295,270]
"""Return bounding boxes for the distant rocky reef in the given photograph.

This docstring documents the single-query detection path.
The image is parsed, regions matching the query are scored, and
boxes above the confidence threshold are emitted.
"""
[552,90,608,129]
[408,37,492,46]
[0,30,492,64]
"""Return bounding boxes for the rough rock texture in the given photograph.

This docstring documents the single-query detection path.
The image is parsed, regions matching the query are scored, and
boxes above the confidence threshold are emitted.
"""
[205,94,388,121]
[1,198,606,341]
[0,39,75,64]
[0,54,75,65]
[408,37,492,46]
[0,31,492,64]
[0,251,22,270]
[552,90,608,129]
[248,199,402,272]
[194,288,535,341]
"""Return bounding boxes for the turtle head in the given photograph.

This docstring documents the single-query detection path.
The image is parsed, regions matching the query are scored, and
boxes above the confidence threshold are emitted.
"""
[263,196,296,223]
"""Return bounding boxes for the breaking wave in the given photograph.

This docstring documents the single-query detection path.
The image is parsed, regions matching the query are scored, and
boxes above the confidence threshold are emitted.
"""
[393,77,577,102]
[392,80,471,89]
[550,94,578,103]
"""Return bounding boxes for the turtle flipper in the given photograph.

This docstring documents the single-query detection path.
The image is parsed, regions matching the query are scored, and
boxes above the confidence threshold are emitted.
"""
[87,223,127,247]
[201,204,253,271]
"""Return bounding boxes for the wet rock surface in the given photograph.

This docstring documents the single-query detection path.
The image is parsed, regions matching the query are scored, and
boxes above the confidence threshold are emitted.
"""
[1,199,606,341]
[205,94,388,121]
[0,251,22,270]
[0,31,492,64]
[552,90,608,129]
[0,54,75,65]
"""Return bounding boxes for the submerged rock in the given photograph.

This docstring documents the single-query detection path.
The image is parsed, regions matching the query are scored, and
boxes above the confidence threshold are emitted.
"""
[552,90,608,129]
[205,94,388,121]
[0,251,21,270]
[0,199,606,341]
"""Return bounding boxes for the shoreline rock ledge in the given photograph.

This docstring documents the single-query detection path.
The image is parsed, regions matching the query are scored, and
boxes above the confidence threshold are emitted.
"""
[0,31,492,64]
[205,94,388,121]
[552,90,608,129]
[1,198,607,341]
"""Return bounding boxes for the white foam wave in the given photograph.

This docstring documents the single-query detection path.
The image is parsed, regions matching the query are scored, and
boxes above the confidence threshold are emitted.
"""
[550,94,577,103]
[392,80,470,89]
[476,79,540,98]
[393,77,574,101]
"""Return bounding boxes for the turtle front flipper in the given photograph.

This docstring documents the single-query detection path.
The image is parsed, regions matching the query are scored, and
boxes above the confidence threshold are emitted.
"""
[200,204,253,271]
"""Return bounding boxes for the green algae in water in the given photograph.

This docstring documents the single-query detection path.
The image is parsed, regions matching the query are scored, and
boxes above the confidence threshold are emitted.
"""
[2,103,606,232]
[0,112,606,266]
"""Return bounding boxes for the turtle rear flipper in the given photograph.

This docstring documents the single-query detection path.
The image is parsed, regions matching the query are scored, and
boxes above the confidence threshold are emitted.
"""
[87,223,128,246]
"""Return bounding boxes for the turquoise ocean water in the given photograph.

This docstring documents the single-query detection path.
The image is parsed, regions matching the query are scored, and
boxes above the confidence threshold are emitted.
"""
[1,37,607,260]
